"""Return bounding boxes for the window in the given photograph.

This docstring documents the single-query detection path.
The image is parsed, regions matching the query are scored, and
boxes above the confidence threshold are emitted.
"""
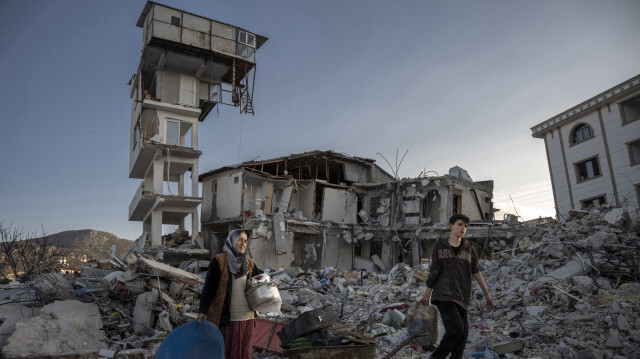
[165,119,193,147]
[166,120,180,146]
[621,95,640,124]
[179,76,196,106]
[484,197,492,220]
[171,16,181,27]
[575,156,601,182]
[237,30,256,61]
[580,195,606,209]
[627,139,640,166]
[238,30,255,47]
[452,190,462,215]
[571,124,593,144]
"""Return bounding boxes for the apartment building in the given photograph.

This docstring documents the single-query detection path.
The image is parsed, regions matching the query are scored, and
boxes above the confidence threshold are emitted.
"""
[531,74,640,220]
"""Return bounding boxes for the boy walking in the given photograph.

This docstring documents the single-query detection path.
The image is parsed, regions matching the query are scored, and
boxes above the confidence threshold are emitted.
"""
[418,214,493,359]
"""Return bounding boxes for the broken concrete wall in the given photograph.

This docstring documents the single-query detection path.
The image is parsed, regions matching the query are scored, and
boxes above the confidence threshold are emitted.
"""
[155,70,181,105]
[371,164,394,183]
[322,233,354,269]
[291,181,315,220]
[243,172,292,216]
[341,161,370,183]
[249,227,295,269]
[321,187,357,224]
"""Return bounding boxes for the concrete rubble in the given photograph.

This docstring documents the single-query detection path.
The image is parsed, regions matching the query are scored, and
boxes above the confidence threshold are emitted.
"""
[0,205,637,358]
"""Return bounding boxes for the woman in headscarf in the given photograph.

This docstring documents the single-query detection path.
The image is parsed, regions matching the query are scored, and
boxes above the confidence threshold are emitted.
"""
[198,229,263,359]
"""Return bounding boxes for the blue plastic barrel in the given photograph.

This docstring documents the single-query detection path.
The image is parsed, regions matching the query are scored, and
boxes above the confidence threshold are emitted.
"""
[155,320,224,359]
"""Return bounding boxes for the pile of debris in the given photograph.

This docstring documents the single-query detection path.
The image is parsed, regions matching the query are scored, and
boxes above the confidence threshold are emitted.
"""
[1,247,207,359]
[0,205,638,358]
[252,206,639,358]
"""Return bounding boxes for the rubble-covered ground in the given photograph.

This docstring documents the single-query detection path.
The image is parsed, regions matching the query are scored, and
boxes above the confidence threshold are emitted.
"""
[1,205,638,359]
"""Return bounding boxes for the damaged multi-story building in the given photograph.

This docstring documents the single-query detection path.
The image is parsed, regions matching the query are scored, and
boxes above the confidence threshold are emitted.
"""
[127,1,267,246]
[198,150,495,271]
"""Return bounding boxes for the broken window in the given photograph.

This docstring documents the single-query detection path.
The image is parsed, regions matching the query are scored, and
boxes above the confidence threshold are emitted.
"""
[571,124,593,144]
[421,190,440,222]
[627,138,640,166]
[484,197,492,220]
[580,195,606,209]
[575,156,601,182]
[171,16,180,27]
[356,195,364,224]
[452,190,462,215]
[621,95,640,124]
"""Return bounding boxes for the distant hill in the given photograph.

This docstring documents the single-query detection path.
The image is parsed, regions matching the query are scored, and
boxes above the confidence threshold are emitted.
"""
[33,229,133,267]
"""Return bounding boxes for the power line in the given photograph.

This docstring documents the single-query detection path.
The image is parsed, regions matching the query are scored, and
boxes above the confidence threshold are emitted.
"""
[494,188,553,202]
[493,183,552,197]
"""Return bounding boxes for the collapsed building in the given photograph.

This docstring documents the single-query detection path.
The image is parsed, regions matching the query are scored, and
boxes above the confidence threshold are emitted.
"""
[1,206,638,359]
[198,150,496,271]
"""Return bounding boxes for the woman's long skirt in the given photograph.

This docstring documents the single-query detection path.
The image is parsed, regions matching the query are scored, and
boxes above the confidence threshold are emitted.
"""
[220,319,254,359]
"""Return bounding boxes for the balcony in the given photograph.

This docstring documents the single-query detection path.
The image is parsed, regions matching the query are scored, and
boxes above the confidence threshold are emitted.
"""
[129,181,202,221]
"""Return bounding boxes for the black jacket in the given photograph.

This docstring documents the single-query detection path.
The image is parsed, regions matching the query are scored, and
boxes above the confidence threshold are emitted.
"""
[426,237,480,310]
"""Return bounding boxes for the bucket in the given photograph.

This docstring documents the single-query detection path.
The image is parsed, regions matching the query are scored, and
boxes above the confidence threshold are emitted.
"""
[245,281,282,313]
[406,305,438,347]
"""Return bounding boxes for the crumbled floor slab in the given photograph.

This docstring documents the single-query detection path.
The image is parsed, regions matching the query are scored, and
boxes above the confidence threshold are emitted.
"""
[0,303,40,349]
[2,300,106,358]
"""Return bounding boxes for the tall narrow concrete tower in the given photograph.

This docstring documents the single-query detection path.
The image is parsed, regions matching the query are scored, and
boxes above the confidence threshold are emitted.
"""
[128,1,267,246]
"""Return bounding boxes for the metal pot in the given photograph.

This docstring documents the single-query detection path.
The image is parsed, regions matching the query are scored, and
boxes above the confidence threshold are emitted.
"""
[245,281,282,312]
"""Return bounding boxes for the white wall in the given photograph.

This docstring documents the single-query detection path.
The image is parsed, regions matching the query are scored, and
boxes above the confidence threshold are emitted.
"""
[294,181,315,220]
[201,178,213,222]
[322,235,353,269]
[604,98,640,210]
[321,188,357,224]
[249,231,294,270]
[545,91,640,217]
[215,172,244,219]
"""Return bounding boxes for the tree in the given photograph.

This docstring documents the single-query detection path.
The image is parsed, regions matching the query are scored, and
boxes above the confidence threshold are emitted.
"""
[0,223,70,282]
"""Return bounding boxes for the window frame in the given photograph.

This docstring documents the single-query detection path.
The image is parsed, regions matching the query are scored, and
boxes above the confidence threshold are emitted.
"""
[179,75,197,107]
[574,155,602,183]
[166,119,180,146]
[238,30,256,47]
[580,194,607,209]
[620,94,640,125]
[569,123,595,146]
[626,138,640,166]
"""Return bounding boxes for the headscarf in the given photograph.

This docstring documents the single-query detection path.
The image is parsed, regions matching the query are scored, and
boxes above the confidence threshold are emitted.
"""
[223,229,250,277]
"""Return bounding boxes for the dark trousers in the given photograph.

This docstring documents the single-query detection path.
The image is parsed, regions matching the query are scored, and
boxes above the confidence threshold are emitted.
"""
[431,301,468,359]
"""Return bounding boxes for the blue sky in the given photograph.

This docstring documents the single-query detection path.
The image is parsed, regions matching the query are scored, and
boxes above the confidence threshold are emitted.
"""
[1,0,639,240]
